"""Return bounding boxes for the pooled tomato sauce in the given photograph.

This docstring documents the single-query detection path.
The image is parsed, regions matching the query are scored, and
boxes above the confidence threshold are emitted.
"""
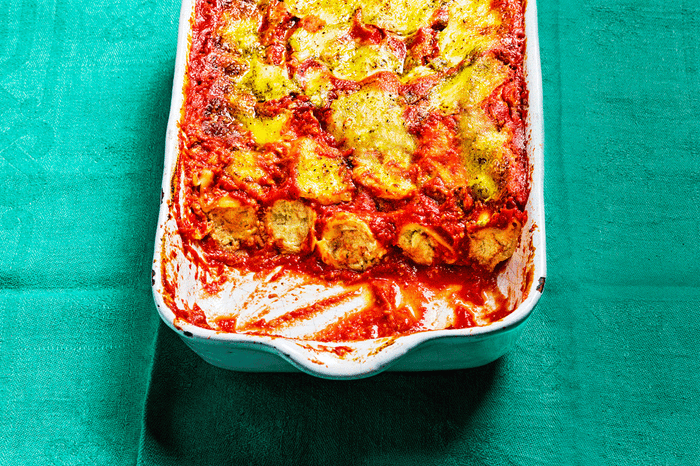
[166,0,530,341]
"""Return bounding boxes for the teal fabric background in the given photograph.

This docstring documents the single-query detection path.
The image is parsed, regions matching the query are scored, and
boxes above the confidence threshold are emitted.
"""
[1,0,698,464]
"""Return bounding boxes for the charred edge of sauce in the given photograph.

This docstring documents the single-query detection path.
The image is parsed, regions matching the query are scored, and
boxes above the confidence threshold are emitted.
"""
[536,276,545,293]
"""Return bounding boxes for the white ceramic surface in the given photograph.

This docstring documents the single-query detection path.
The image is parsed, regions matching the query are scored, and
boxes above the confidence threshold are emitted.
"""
[151,0,546,380]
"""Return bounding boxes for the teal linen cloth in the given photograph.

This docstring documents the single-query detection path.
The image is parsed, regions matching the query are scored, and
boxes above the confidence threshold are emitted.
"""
[1,0,699,464]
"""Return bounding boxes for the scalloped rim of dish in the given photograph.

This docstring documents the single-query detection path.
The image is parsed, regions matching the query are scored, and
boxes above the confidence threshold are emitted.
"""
[151,0,546,380]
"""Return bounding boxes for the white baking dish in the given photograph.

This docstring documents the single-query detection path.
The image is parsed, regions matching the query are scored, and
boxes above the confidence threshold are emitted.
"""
[152,0,546,379]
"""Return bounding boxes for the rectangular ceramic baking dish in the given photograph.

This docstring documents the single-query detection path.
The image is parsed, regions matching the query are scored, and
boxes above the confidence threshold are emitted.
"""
[152,0,546,379]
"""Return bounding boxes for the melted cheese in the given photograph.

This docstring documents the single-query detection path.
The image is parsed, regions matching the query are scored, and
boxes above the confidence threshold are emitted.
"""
[289,24,350,63]
[458,108,511,201]
[400,65,438,83]
[427,55,512,201]
[238,112,289,145]
[331,43,404,80]
[294,138,354,204]
[329,87,417,198]
[237,58,299,101]
[430,56,509,114]
[285,0,360,25]
[437,0,502,68]
[351,147,416,199]
[330,87,415,157]
[224,150,268,198]
[362,0,441,35]
[299,68,333,107]
[226,150,267,184]
[285,0,502,84]
[219,14,263,57]
[290,24,403,81]
[286,0,439,36]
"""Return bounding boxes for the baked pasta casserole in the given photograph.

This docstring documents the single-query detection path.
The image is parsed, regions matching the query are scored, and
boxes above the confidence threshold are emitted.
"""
[163,0,531,341]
